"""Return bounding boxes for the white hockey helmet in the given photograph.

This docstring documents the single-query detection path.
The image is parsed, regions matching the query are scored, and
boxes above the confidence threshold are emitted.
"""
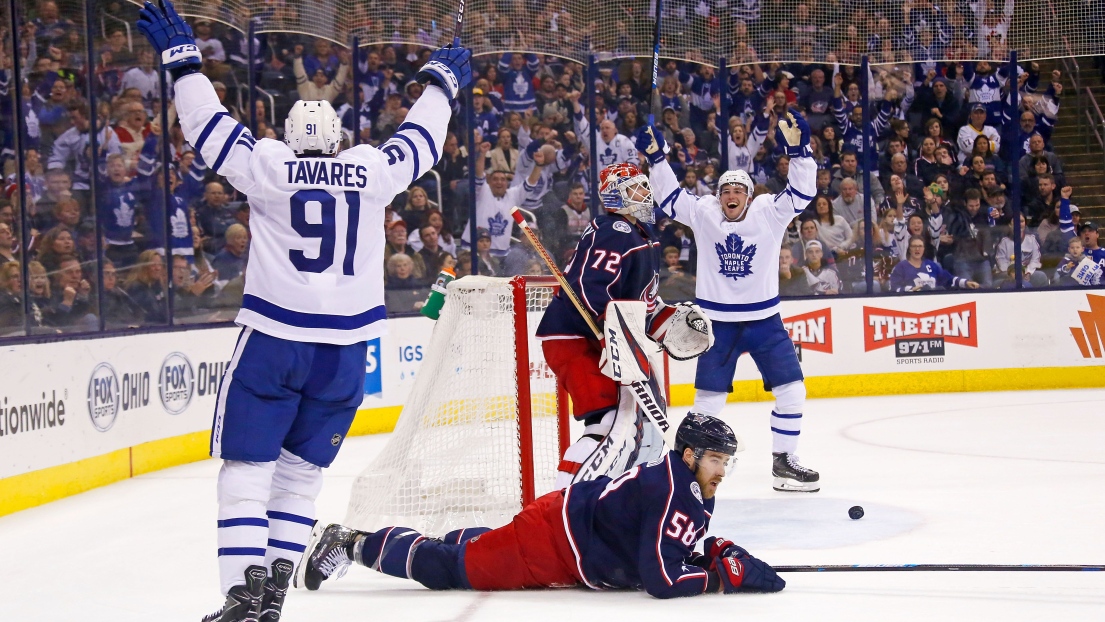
[716,169,754,199]
[284,100,342,156]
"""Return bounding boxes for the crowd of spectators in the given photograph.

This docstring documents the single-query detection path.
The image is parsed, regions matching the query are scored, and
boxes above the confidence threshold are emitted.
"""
[1,0,1102,335]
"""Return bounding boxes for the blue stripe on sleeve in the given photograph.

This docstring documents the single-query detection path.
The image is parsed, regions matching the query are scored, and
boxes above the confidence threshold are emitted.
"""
[397,122,439,163]
[212,123,246,171]
[785,184,815,201]
[391,134,421,184]
[267,510,316,526]
[242,294,386,330]
[660,188,681,211]
[194,112,229,153]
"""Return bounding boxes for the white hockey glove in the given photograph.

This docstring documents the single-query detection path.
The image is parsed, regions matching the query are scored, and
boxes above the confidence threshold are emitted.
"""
[775,107,812,158]
[599,301,656,385]
[648,302,714,361]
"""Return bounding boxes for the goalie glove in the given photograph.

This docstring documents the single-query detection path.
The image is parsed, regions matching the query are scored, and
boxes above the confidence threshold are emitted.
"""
[598,301,656,385]
[648,302,714,361]
[775,107,811,158]
[136,1,201,76]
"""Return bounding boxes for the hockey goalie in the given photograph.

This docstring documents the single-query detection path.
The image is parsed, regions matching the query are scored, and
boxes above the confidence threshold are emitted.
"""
[532,162,714,488]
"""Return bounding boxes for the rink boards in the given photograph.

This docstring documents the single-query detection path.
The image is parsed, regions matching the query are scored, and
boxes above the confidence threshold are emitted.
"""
[0,290,1102,516]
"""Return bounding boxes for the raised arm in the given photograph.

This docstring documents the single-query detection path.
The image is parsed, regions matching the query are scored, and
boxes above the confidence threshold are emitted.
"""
[767,108,817,226]
[635,126,700,227]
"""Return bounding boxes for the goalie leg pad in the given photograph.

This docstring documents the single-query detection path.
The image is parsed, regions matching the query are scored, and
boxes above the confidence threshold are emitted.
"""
[600,301,657,385]
[571,391,647,485]
[265,449,323,570]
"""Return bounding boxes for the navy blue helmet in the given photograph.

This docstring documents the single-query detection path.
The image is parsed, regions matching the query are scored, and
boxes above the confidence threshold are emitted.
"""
[674,413,739,457]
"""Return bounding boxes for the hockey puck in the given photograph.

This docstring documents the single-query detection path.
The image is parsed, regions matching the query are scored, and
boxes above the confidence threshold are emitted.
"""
[848,506,864,520]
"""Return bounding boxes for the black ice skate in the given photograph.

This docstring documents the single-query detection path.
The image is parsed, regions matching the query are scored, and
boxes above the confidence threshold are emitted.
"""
[295,523,358,591]
[772,452,820,492]
[202,565,267,622]
[259,558,294,622]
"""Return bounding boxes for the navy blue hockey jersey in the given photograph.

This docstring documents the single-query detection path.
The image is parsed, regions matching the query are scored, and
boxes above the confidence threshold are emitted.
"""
[536,213,661,339]
[562,451,714,598]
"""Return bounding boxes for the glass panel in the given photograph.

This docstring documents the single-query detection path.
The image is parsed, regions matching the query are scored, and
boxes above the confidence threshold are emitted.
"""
[23,0,100,334]
[0,1,25,336]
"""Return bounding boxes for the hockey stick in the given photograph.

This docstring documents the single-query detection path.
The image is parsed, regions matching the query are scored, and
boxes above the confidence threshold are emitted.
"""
[509,208,676,444]
[775,564,1104,573]
[648,0,663,125]
[452,0,466,46]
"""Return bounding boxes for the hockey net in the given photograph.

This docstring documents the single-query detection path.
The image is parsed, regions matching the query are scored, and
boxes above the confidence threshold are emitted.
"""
[345,275,568,536]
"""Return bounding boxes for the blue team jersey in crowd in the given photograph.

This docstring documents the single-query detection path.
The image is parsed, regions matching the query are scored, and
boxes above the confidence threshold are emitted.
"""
[889,258,968,292]
[535,213,661,339]
[562,451,714,598]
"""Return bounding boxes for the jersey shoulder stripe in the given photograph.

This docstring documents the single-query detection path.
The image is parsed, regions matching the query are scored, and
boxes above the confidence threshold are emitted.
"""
[396,121,439,163]
[194,111,229,152]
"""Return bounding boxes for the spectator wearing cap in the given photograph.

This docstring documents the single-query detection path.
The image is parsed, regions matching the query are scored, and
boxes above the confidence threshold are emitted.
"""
[800,240,841,295]
[384,220,426,283]
[1081,221,1105,270]
[473,88,502,139]
[916,75,963,129]
[472,228,499,276]
[957,104,1000,165]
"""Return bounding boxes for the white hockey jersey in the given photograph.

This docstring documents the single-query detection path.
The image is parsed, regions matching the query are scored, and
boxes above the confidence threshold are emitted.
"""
[175,73,449,344]
[574,113,640,168]
[650,155,817,322]
[460,175,541,256]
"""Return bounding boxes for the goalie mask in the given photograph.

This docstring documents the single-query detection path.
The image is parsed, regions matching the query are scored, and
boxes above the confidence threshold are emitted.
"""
[716,169,755,221]
[285,100,342,156]
[599,163,655,224]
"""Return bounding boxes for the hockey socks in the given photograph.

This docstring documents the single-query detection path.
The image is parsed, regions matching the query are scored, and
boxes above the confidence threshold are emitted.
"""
[354,526,476,590]
[264,451,323,572]
[217,461,277,595]
[769,411,802,454]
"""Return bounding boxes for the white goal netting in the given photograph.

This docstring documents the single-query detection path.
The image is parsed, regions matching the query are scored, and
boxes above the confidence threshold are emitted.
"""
[345,276,565,536]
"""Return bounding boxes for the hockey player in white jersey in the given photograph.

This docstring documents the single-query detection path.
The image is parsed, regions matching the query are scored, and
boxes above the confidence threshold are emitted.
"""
[136,2,470,620]
[635,108,821,492]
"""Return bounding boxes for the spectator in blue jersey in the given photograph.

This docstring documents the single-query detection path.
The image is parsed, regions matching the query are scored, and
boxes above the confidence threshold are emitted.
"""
[98,154,140,269]
[497,53,539,113]
[891,236,980,292]
[1054,237,1102,287]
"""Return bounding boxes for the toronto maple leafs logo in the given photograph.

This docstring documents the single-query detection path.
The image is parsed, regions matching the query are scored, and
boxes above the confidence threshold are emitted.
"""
[114,194,135,228]
[715,233,757,280]
[487,212,509,237]
[599,146,617,166]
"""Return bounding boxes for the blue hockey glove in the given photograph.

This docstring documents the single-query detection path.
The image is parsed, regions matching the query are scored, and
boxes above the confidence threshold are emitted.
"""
[635,125,669,165]
[775,107,811,158]
[136,1,201,75]
[416,45,472,100]
[708,551,785,594]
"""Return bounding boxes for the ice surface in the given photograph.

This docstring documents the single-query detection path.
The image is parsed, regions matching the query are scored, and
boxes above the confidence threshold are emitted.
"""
[1,390,1102,621]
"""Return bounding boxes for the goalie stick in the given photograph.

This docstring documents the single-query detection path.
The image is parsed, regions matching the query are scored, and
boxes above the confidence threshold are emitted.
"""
[775,564,1104,573]
[509,208,677,448]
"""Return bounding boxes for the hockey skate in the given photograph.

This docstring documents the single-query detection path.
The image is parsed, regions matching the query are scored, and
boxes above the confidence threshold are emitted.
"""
[772,452,820,492]
[295,523,357,591]
[202,565,267,622]
[259,558,294,622]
